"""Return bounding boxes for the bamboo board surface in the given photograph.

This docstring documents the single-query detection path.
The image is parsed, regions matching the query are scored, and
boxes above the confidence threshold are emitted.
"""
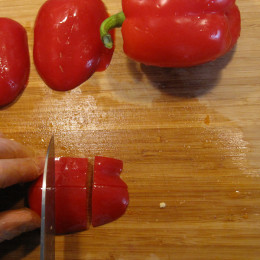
[0,0,260,259]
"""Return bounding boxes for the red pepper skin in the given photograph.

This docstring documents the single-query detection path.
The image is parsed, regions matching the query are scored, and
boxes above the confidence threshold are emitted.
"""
[92,156,129,227]
[0,18,30,107]
[33,0,114,91]
[121,0,241,67]
[28,157,88,234]
[55,186,87,234]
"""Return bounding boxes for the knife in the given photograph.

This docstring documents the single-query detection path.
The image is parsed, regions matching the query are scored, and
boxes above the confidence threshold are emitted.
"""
[40,135,55,260]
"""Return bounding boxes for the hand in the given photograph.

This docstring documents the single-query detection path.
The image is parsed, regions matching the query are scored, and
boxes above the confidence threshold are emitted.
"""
[0,133,44,243]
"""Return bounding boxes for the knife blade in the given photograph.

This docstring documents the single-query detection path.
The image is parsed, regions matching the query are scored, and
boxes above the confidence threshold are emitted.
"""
[40,135,55,260]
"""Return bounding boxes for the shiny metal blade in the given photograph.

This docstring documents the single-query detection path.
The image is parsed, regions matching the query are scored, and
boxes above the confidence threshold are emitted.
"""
[40,135,55,260]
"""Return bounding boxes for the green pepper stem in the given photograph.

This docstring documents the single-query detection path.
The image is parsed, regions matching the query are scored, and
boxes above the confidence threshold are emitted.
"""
[100,11,125,49]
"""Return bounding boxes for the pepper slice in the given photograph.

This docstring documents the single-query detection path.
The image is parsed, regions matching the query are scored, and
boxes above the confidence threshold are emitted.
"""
[92,156,129,227]
[100,0,241,67]
[54,157,88,234]
[28,157,88,234]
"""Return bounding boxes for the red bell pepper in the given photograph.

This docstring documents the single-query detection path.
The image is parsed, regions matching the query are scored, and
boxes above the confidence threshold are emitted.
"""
[28,156,129,234]
[92,156,129,227]
[0,18,30,107]
[100,0,241,67]
[28,157,88,234]
[33,0,114,91]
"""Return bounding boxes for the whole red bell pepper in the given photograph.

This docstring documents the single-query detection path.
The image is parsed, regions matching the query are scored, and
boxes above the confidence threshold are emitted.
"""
[100,0,241,67]
[34,0,114,91]
[0,18,30,107]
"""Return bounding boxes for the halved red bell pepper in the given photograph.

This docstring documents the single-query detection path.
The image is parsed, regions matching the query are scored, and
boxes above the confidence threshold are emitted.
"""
[100,0,241,67]
[28,156,129,233]
[28,157,88,234]
[33,0,114,91]
[0,18,30,107]
[92,156,129,227]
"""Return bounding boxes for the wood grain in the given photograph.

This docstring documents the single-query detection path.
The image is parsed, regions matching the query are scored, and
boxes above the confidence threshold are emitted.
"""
[0,0,260,259]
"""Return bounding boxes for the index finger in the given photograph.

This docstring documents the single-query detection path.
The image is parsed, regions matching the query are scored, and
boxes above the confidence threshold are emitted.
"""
[0,137,34,159]
[0,157,44,189]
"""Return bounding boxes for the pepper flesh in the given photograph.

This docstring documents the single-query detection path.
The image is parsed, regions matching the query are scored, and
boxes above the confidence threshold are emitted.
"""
[101,0,241,67]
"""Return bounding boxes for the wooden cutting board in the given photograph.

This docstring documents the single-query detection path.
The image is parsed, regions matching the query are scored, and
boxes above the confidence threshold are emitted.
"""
[0,0,260,259]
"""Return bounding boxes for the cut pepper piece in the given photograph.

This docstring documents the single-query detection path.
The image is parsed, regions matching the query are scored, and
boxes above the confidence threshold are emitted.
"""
[92,156,129,227]
[28,157,88,234]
